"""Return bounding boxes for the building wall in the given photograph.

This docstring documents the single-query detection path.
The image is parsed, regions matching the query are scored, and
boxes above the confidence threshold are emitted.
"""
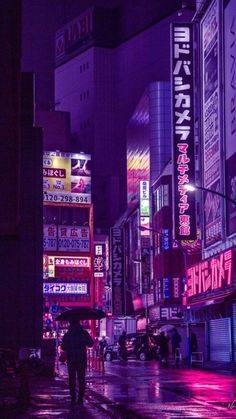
[55,9,193,230]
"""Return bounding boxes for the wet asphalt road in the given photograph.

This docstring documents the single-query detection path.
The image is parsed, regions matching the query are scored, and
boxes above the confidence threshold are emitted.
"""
[14,359,236,418]
[59,359,236,418]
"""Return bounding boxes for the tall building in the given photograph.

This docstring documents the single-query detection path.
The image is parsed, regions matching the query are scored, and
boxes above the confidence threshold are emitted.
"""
[184,0,236,365]
[54,1,195,231]
[0,2,43,350]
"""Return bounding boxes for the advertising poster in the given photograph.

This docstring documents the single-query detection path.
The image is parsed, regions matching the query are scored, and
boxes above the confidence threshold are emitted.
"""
[224,0,236,235]
[43,151,91,205]
[43,224,57,251]
[58,225,90,252]
[171,23,196,240]
[201,0,223,246]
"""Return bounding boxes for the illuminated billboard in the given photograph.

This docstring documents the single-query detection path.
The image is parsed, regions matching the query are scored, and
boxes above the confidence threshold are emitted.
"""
[43,224,90,252]
[43,282,89,295]
[43,151,91,205]
[201,0,223,246]
[224,0,236,236]
[43,255,91,280]
[171,23,196,240]
[187,249,234,299]
[58,225,90,252]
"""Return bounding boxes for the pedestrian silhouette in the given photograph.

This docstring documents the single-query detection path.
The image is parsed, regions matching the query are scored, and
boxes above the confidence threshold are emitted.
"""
[118,331,127,360]
[159,331,169,366]
[99,336,108,355]
[61,319,94,404]
[190,329,198,352]
[171,328,182,355]
[171,328,182,366]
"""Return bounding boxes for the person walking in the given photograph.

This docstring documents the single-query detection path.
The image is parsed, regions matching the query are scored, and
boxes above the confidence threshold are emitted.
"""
[99,336,108,355]
[171,328,182,365]
[61,319,94,405]
[118,331,127,360]
[190,329,198,353]
[159,331,169,366]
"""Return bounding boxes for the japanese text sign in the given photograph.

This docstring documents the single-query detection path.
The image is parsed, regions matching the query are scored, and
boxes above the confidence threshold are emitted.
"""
[171,24,196,240]
[43,282,88,295]
[111,227,125,315]
[187,249,233,298]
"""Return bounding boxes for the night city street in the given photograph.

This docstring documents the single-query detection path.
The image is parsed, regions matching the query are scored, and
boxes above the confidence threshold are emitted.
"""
[1,0,236,418]
[3,360,235,418]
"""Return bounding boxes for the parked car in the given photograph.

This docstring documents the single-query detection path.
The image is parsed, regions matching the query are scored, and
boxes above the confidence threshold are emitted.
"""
[103,333,158,361]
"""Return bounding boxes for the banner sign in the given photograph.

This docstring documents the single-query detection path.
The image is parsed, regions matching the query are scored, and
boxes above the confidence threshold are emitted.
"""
[171,23,196,240]
[224,0,236,236]
[201,0,222,246]
[43,282,88,295]
[172,277,181,299]
[94,243,106,273]
[141,237,151,293]
[163,277,171,299]
[111,228,125,315]
[140,180,150,216]
[187,249,233,298]
[43,151,91,205]
[55,8,93,66]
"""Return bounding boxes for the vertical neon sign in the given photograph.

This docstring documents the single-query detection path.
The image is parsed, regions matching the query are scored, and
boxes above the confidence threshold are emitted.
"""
[171,24,196,240]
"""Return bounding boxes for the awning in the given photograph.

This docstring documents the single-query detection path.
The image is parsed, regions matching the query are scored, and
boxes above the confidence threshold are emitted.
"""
[188,290,236,310]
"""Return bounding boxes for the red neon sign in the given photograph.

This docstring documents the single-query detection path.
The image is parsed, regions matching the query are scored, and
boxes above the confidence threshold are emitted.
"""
[187,249,233,297]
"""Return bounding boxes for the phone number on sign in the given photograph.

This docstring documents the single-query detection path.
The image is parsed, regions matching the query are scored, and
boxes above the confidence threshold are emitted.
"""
[43,192,91,204]
[58,239,90,252]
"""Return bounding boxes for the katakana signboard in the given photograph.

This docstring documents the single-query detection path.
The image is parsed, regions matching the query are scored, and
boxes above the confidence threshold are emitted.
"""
[171,23,196,240]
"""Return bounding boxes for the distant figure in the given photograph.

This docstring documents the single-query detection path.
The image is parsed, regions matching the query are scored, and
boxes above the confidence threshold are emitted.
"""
[171,328,182,356]
[61,320,94,404]
[99,336,108,354]
[171,328,182,365]
[159,331,169,366]
[190,329,198,353]
[118,331,127,360]
[93,338,100,356]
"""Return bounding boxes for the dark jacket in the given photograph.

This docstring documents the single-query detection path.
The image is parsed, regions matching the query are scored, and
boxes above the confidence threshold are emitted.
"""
[61,324,94,367]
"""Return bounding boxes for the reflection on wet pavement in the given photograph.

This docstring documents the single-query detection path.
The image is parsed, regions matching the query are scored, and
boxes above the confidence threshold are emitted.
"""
[17,360,236,419]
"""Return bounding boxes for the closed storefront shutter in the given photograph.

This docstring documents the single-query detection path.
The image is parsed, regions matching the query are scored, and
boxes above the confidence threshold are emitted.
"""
[209,318,231,362]
[233,304,236,362]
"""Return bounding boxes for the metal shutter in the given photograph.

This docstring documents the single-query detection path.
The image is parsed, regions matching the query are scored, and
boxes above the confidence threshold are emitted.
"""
[233,304,236,362]
[209,318,231,362]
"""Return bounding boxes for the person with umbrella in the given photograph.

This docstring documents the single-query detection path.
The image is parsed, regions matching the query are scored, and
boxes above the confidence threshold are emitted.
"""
[61,319,94,404]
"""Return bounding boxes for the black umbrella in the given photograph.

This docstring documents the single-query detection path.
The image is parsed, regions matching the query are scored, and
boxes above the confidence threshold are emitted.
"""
[55,307,107,321]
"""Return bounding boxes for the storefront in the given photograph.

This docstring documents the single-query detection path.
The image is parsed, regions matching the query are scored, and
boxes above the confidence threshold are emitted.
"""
[186,248,236,364]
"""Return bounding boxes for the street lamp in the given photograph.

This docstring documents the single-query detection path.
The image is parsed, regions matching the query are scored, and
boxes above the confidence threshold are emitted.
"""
[184,184,236,206]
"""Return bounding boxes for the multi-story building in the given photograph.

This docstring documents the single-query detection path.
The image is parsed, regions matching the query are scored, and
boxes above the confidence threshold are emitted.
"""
[42,149,95,338]
[184,0,236,365]
[54,1,195,232]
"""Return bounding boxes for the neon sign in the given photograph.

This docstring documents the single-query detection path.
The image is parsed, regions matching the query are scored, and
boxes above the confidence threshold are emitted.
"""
[43,282,88,295]
[187,249,233,297]
[171,24,196,240]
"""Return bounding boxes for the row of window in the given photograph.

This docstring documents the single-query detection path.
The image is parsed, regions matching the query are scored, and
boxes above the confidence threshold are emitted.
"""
[80,61,89,73]
[80,90,89,101]
[80,119,90,129]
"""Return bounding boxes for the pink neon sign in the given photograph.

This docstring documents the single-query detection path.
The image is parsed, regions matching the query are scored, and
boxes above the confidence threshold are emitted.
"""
[187,249,233,297]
